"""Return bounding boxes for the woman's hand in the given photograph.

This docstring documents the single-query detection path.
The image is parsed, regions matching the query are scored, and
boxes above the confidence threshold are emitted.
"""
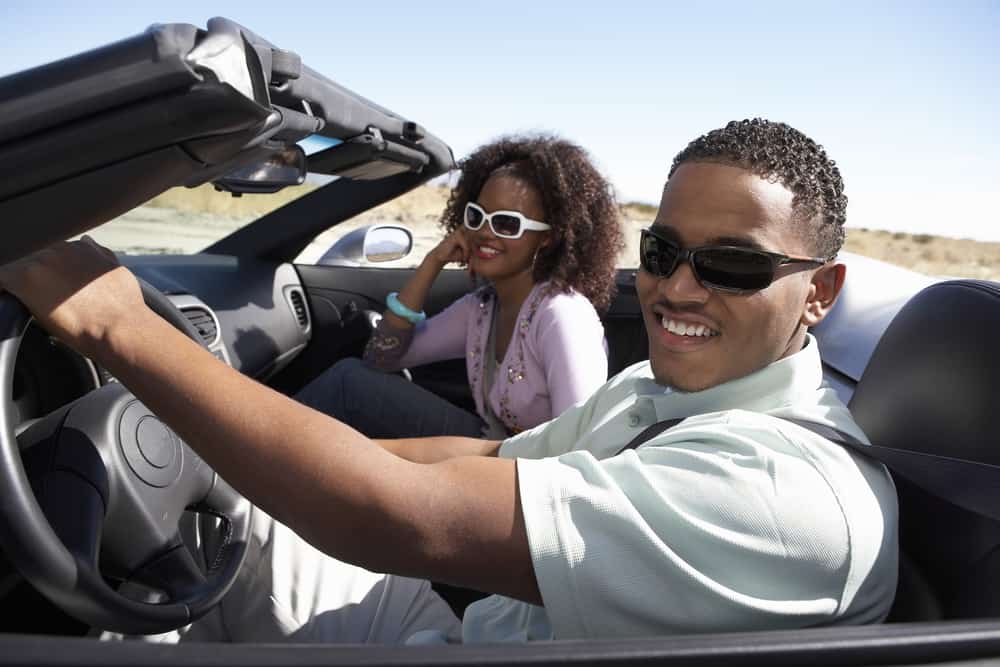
[425,228,471,269]
[381,228,472,330]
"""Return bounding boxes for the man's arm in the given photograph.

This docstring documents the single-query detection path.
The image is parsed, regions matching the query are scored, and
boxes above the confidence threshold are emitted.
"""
[0,240,540,604]
[378,437,502,463]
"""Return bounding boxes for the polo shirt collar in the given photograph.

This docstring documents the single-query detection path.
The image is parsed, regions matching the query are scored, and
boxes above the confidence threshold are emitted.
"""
[634,334,823,421]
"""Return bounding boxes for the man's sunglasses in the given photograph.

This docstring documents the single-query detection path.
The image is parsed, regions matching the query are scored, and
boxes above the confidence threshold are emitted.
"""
[464,202,551,240]
[639,227,831,294]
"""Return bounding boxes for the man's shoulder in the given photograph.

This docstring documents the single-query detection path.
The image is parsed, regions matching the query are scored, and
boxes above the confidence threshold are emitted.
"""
[599,360,656,396]
[658,405,864,451]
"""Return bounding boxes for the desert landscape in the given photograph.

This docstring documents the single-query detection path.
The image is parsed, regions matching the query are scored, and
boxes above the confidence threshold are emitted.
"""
[89,184,1000,281]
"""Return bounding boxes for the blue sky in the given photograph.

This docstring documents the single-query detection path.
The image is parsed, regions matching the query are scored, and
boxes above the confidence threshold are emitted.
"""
[2,1,997,240]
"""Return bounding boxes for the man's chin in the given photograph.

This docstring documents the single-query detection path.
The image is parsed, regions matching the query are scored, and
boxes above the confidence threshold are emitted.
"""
[649,362,718,393]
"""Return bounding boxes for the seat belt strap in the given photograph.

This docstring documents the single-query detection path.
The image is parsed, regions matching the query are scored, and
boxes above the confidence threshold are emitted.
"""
[616,416,865,457]
[615,418,686,456]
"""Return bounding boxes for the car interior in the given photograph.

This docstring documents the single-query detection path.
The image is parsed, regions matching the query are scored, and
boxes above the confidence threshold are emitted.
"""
[0,16,998,667]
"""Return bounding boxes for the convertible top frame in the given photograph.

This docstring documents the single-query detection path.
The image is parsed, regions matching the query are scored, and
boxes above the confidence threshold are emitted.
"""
[0,17,453,266]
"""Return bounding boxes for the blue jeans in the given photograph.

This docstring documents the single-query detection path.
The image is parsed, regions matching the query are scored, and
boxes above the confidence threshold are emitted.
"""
[295,358,485,439]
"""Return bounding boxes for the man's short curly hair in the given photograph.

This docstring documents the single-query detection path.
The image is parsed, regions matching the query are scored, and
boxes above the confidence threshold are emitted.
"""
[669,119,847,258]
[441,135,624,311]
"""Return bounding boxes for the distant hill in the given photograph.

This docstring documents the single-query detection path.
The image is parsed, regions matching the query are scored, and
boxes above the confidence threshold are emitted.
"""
[146,184,999,281]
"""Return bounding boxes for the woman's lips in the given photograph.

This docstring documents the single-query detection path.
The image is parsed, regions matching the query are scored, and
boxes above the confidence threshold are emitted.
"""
[474,245,501,260]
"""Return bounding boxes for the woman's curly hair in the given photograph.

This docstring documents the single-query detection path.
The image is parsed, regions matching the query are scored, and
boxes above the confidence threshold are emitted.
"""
[440,135,624,312]
[670,119,848,258]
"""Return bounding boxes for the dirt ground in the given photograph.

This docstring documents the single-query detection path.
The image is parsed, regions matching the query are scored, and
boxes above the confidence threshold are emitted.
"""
[92,185,1000,281]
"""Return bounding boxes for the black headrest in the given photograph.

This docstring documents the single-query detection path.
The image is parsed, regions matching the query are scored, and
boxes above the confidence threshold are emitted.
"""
[849,280,1000,518]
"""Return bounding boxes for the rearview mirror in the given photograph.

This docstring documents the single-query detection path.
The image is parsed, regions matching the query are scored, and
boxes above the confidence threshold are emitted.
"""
[213,146,307,195]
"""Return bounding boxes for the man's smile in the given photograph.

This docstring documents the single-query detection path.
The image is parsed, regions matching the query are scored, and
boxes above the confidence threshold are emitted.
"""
[650,308,721,351]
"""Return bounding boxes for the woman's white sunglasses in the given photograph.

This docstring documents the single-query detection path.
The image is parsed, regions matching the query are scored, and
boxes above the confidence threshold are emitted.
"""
[464,202,551,240]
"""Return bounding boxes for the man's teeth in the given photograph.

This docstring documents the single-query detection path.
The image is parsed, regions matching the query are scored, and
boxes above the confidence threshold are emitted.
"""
[662,317,716,337]
[479,246,500,256]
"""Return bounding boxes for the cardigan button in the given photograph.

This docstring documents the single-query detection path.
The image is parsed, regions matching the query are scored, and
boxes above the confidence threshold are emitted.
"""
[628,413,641,427]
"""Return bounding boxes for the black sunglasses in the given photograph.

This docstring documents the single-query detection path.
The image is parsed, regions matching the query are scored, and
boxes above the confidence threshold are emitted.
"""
[639,227,831,294]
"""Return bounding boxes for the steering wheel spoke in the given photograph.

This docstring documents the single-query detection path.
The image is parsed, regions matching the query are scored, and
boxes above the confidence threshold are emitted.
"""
[127,542,207,601]
[37,469,105,569]
[180,444,217,507]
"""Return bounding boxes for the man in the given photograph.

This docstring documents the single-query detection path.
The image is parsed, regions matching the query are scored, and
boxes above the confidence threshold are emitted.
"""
[0,119,897,642]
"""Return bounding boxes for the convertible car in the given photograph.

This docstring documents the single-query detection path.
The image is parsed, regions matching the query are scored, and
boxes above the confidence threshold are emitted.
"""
[1,17,998,667]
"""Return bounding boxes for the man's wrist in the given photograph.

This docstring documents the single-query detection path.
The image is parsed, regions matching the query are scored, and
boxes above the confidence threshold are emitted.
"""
[88,307,162,370]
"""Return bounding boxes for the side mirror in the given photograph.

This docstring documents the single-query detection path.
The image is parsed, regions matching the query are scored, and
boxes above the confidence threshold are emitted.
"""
[317,225,413,267]
[213,145,307,195]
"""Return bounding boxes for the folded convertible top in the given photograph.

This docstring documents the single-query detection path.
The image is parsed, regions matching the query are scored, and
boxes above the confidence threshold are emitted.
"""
[0,17,453,265]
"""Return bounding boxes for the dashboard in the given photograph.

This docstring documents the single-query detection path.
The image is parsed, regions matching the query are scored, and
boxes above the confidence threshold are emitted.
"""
[11,255,313,432]
[123,255,312,380]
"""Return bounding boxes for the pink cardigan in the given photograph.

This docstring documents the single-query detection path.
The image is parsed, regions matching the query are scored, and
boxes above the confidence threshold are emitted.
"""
[364,282,608,434]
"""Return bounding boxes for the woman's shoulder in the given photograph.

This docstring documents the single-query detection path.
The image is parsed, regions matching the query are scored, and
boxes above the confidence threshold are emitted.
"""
[534,282,601,321]
[529,283,604,340]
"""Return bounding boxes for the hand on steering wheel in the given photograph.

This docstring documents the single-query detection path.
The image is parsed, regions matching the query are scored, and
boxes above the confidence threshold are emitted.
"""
[0,270,252,635]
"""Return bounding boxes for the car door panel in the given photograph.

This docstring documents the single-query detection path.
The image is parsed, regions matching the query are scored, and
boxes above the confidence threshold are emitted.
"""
[272,265,477,409]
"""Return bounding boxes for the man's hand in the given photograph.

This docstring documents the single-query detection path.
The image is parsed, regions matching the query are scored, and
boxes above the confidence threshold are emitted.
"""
[0,237,145,360]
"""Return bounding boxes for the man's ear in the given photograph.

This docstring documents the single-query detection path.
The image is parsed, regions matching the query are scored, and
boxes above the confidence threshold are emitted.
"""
[801,262,846,327]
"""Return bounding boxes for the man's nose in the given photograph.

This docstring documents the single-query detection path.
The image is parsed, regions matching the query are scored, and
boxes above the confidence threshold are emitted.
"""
[657,260,711,304]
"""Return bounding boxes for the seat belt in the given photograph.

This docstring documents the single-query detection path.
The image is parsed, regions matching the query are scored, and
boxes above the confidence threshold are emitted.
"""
[615,417,869,457]
[615,418,687,455]
[615,416,1000,524]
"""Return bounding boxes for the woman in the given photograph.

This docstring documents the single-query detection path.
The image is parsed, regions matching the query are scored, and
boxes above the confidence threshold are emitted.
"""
[297,135,624,439]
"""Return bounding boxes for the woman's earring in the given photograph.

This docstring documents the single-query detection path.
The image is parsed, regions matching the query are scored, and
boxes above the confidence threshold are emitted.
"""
[533,240,549,268]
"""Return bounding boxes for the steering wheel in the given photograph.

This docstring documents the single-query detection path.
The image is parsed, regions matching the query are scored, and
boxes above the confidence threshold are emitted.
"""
[0,280,252,635]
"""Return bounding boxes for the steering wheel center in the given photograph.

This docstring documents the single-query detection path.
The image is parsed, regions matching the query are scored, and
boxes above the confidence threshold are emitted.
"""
[120,404,182,487]
[136,417,175,468]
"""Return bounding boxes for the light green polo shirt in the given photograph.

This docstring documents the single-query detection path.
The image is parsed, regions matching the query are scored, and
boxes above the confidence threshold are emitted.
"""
[461,335,898,641]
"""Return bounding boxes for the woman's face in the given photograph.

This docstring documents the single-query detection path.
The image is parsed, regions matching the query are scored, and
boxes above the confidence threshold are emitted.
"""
[465,173,550,284]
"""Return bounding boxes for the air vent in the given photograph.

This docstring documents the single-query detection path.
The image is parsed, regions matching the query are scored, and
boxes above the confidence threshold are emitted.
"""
[183,308,218,345]
[288,289,309,329]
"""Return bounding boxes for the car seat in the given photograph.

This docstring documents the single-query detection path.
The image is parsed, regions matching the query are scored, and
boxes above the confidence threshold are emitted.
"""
[848,280,1000,621]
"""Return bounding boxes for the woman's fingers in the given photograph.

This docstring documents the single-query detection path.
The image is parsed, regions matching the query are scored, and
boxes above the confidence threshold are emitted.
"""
[455,229,472,263]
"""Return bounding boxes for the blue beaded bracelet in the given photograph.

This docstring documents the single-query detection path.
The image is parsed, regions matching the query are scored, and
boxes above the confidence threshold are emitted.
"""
[386,292,426,324]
